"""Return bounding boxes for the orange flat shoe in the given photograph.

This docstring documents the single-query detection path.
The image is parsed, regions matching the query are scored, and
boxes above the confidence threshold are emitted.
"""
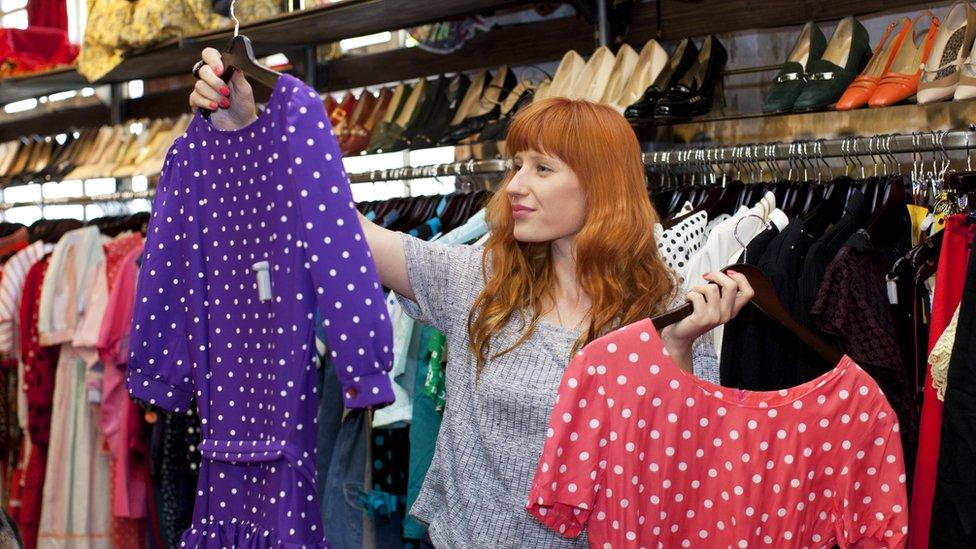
[870,13,940,107]
[836,19,905,110]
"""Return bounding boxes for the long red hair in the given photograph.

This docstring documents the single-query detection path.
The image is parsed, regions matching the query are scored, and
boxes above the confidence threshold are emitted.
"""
[467,97,677,375]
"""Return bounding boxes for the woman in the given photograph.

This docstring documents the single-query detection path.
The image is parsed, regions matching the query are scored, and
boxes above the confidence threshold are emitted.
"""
[190,50,754,547]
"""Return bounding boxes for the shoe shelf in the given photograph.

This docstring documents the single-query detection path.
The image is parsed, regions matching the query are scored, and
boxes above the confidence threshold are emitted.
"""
[0,0,533,106]
[639,99,976,146]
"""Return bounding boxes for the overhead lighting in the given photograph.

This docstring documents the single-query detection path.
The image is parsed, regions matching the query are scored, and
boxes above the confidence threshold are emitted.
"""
[340,31,391,51]
[4,98,37,113]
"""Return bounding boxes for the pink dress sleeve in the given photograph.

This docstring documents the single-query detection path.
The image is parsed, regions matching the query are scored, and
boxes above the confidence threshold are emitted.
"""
[526,347,609,538]
[839,409,908,548]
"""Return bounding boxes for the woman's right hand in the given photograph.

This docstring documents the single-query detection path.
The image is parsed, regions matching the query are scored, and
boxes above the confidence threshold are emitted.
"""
[188,47,258,131]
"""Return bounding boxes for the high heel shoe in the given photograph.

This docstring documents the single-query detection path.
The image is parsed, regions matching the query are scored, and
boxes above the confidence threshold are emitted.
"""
[478,80,535,142]
[600,44,639,106]
[918,1,976,104]
[792,16,871,112]
[836,19,904,111]
[438,66,516,145]
[366,82,411,154]
[763,22,827,113]
[546,50,586,99]
[338,91,376,154]
[567,46,615,102]
[412,73,471,149]
[378,78,429,153]
[624,38,698,122]
[344,87,393,156]
[391,75,449,151]
[870,13,940,107]
[654,35,727,121]
[613,38,668,113]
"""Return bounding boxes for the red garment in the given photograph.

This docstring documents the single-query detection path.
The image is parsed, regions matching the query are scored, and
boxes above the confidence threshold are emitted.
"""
[19,257,57,446]
[12,441,45,549]
[528,318,909,548]
[102,233,143,291]
[0,228,27,257]
[0,27,78,76]
[908,215,976,548]
[27,0,68,32]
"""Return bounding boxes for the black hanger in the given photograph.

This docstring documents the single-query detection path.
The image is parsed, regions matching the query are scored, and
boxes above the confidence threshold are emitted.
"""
[214,1,280,90]
[652,264,843,366]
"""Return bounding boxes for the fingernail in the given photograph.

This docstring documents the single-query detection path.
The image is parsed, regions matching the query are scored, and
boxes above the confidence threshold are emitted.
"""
[209,101,218,110]
[215,66,223,76]
[219,86,230,97]
[702,273,710,279]
[727,269,738,275]
[220,98,230,108]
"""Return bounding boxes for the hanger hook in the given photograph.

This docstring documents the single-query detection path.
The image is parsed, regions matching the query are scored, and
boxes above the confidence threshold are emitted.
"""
[230,0,241,37]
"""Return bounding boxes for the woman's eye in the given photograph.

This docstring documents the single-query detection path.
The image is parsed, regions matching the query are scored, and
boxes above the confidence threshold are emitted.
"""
[537,165,552,173]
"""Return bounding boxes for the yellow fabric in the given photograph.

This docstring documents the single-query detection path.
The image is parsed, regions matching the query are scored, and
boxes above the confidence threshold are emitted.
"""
[77,0,281,82]
[907,204,929,247]
[930,305,961,402]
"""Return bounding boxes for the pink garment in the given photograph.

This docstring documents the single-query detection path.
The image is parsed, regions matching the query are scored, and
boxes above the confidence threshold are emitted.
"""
[528,318,908,548]
[97,245,146,519]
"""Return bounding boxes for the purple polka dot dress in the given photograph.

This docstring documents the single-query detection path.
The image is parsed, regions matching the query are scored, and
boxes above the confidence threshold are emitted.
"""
[126,74,394,548]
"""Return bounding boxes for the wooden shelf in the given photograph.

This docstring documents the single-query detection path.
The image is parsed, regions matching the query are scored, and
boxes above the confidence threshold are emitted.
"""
[0,0,532,105]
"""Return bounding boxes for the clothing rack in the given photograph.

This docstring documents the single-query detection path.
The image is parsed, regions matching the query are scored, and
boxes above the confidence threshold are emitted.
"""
[3,129,976,211]
[642,128,976,167]
[345,158,510,183]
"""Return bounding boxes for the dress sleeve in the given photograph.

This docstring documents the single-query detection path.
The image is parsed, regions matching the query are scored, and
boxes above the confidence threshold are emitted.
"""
[839,405,908,548]
[287,89,395,409]
[394,232,482,334]
[126,148,195,413]
[526,346,608,538]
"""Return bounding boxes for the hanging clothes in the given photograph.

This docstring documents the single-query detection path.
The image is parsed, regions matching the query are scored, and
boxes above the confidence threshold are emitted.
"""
[36,226,112,549]
[929,227,976,546]
[527,318,908,547]
[909,215,976,549]
[929,305,961,402]
[126,74,393,547]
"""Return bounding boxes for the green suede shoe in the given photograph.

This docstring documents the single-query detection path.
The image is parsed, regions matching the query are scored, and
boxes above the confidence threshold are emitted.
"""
[793,16,871,112]
[763,22,827,113]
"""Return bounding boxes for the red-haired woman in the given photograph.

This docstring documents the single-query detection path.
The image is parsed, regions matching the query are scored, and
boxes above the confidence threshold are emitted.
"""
[191,51,754,548]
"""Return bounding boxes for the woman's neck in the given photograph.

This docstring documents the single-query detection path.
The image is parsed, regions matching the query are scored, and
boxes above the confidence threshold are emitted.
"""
[545,237,591,329]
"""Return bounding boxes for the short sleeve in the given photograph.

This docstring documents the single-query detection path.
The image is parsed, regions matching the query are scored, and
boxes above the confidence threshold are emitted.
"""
[526,347,608,538]
[286,89,395,409]
[839,408,909,547]
[394,232,482,333]
[126,150,194,413]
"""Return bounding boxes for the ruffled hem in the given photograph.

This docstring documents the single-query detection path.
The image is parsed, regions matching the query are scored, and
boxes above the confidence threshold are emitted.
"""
[179,519,330,549]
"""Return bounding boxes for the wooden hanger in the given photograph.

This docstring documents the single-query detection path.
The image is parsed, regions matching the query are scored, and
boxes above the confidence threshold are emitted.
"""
[652,263,843,366]
[217,0,280,90]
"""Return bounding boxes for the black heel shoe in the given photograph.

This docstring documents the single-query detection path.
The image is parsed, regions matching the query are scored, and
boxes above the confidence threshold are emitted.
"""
[625,38,698,122]
[439,66,516,146]
[477,81,534,142]
[654,35,728,121]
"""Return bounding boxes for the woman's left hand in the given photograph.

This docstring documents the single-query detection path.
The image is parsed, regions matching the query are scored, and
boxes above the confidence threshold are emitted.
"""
[660,269,755,372]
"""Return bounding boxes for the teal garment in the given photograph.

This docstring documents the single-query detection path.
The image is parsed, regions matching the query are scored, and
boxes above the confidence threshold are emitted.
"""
[423,330,447,413]
[403,325,442,539]
[365,210,378,222]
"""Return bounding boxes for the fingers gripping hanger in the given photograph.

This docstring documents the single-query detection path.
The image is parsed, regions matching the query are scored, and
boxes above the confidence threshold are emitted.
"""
[651,262,843,366]
[219,0,282,89]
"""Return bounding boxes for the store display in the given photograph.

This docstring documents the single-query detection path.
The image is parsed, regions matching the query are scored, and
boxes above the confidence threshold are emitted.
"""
[764,22,828,113]
[836,19,904,111]
[865,14,939,107]
[0,27,78,77]
[919,1,976,104]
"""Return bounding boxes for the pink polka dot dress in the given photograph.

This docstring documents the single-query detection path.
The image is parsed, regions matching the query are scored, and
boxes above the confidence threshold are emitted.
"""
[126,74,394,548]
[527,318,908,548]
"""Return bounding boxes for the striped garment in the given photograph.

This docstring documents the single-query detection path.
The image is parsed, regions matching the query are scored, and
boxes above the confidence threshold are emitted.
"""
[0,241,51,358]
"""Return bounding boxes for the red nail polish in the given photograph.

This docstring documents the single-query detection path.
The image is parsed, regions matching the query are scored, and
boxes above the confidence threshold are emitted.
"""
[215,66,223,76]
[209,101,218,110]
[219,85,230,97]
[220,98,230,108]
[727,269,738,275]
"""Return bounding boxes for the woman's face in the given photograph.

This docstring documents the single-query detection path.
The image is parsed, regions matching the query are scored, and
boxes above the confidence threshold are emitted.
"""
[506,150,586,244]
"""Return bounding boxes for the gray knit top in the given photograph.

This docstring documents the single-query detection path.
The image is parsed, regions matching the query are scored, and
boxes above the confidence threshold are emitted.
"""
[395,233,719,548]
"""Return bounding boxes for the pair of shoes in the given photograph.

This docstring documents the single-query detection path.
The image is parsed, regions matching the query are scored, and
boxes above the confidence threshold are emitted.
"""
[919,1,976,103]
[438,66,517,146]
[623,37,709,122]
[543,39,669,113]
[837,13,939,110]
[652,35,728,121]
[764,17,872,113]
